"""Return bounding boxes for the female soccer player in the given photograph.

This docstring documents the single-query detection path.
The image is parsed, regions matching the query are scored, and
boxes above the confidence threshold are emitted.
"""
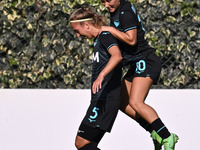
[100,0,179,149]
[70,7,122,150]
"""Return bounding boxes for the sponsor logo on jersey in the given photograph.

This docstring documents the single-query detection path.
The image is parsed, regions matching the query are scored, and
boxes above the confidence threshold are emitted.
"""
[93,52,99,62]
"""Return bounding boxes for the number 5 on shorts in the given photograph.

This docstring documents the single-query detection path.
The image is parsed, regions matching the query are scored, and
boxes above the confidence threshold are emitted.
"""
[90,107,99,119]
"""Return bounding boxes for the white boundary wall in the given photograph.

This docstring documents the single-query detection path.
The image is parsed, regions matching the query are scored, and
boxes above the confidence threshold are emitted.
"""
[0,89,199,150]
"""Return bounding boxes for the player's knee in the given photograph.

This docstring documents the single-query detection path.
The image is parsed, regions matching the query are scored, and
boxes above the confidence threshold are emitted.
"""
[74,136,83,149]
[75,136,91,149]
[74,137,80,149]
[129,99,142,111]
[129,102,137,112]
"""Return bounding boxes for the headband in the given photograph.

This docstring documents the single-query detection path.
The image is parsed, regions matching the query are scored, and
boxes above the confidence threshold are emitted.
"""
[70,18,93,23]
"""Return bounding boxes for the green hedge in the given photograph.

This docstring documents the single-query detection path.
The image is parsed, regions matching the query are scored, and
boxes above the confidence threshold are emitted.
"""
[0,0,199,88]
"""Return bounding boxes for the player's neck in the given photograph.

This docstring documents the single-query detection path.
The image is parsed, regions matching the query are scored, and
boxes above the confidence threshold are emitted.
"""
[92,27,102,38]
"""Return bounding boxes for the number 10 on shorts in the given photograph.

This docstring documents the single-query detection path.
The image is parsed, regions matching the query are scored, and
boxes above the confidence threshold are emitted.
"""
[136,60,146,74]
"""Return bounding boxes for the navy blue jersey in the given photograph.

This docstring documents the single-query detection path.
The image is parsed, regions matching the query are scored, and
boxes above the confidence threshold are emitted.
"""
[110,0,154,66]
[91,31,122,102]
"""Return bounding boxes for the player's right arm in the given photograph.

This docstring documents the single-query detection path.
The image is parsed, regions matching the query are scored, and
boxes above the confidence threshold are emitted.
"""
[92,45,122,94]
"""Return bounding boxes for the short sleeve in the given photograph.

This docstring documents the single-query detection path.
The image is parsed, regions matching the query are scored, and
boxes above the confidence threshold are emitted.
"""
[120,3,138,32]
[99,32,118,51]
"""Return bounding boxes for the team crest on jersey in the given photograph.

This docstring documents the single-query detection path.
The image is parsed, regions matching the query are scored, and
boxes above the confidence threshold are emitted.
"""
[114,19,120,27]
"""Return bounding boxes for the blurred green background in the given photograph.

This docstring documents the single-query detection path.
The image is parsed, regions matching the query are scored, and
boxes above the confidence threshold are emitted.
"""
[0,0,199,88]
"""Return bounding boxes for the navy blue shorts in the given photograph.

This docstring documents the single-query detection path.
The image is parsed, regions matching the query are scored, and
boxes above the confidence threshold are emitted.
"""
[124,52,162,84]
[81,99,120,133]
[76,84,121,144]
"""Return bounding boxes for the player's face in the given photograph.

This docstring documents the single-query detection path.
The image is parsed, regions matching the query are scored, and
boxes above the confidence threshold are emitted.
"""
[101,0,120,12]
[71,22,92,39]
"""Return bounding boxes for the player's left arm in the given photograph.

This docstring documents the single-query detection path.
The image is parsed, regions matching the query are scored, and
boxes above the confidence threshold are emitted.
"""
[92,45,122,94]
